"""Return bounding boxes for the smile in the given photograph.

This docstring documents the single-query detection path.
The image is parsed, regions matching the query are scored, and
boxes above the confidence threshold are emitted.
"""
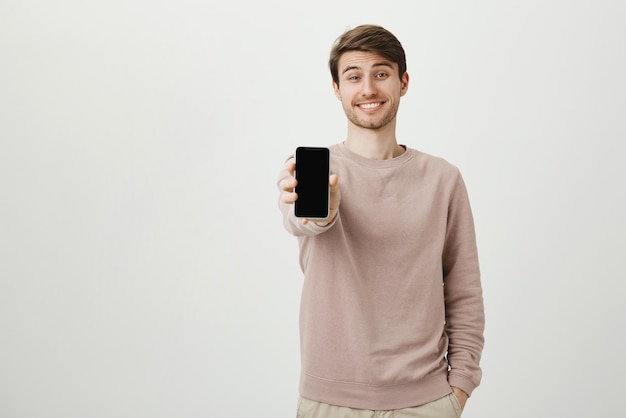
[358,102,383,110]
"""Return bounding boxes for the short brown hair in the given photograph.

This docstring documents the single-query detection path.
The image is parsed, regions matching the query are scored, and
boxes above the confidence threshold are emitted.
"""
[329,24,407,85]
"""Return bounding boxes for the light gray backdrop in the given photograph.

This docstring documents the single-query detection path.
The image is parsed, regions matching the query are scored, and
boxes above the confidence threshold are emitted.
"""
[1,1,624,417]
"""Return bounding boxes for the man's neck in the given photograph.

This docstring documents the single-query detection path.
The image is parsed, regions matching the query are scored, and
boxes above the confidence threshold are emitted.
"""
[344,123,404,160]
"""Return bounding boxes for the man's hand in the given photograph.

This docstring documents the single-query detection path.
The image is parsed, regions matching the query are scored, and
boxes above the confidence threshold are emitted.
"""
[279,159,340,226]
[451,387,468,411]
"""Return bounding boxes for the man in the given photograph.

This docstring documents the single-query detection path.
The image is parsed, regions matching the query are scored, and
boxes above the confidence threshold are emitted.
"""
[278,24,485,417]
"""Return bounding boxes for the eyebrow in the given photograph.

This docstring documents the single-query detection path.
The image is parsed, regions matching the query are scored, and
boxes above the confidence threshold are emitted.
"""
[341,62,394,75]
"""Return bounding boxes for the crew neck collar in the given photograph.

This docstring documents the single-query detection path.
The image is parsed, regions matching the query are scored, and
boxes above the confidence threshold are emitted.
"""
[335,142,412,168]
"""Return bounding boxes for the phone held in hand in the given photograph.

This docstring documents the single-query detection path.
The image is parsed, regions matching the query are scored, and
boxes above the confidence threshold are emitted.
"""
[294,147,330,219]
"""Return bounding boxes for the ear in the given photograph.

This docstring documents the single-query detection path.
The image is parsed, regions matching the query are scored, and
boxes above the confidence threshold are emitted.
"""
[332,80,341,100]
[400,72,409,96]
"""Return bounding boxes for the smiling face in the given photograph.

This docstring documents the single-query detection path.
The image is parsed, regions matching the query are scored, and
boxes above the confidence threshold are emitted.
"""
[332,51,409,131]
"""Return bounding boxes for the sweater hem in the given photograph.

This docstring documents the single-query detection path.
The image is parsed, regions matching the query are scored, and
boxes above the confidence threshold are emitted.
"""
[300,371,453,411]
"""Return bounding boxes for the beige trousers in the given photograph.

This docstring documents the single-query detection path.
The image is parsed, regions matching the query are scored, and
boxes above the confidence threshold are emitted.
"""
[296,394,462,418]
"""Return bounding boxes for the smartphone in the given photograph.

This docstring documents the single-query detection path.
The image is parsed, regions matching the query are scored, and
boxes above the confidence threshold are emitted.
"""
[294,146,330,219]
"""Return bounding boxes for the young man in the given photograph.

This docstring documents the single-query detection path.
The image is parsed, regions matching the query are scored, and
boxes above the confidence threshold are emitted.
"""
[278,25,485,417]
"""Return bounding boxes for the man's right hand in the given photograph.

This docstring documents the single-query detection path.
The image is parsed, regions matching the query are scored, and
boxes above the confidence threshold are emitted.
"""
[278,158,340,226]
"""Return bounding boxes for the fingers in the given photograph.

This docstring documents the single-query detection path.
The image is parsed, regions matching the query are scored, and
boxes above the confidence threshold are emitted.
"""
[285,159,295,176]
[279,159,298,204]
[280,176,297,191]
[282,159,295,183]
[279,175,298,204]
[281,190,298,204]
[279,159,296,190]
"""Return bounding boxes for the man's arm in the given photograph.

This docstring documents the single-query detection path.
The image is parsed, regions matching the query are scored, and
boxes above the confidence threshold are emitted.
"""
[443,170,485,401]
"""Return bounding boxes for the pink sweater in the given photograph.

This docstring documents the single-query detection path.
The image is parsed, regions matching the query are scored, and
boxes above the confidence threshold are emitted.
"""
[279,143,485,410]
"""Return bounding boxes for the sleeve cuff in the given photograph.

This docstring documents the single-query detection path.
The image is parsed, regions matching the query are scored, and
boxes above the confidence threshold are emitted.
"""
[448,373,477,397]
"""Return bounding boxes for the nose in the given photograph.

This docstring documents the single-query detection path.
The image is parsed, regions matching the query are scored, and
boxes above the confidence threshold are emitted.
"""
[361,74,376,96]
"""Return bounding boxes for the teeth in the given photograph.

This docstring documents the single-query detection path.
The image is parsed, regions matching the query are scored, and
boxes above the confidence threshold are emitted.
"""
[360,102,381,109]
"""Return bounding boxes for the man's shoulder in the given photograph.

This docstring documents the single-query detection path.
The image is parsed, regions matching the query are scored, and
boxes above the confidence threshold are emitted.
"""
[408,148,461,175]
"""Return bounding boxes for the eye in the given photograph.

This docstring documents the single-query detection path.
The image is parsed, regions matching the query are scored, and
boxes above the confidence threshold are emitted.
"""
[347,74,360,81]
[375,72,388,79]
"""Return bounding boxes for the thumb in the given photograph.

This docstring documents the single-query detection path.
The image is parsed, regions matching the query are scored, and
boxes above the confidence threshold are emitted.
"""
[329,174,339,188]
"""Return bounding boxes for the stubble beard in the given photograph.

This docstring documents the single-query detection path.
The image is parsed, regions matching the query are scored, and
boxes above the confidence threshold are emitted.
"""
[345,100,399,130]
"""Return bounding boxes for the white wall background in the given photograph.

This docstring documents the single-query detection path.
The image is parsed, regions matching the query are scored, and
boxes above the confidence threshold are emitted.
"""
[1,1,625,417]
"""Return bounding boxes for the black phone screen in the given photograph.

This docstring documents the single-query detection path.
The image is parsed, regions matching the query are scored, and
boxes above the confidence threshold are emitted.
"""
[294,147,330,218]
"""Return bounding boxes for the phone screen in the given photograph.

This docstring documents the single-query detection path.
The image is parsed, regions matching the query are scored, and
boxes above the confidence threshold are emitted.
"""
[294,147,330,218]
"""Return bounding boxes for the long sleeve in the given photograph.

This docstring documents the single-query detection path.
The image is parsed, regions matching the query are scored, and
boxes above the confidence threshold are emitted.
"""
[442,171,485,396]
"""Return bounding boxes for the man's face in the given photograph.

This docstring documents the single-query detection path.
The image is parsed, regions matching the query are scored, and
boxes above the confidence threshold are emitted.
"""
[332,51,409,131]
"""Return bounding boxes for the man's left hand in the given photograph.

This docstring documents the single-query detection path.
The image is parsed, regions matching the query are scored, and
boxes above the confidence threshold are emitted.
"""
[451,387,468,411]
